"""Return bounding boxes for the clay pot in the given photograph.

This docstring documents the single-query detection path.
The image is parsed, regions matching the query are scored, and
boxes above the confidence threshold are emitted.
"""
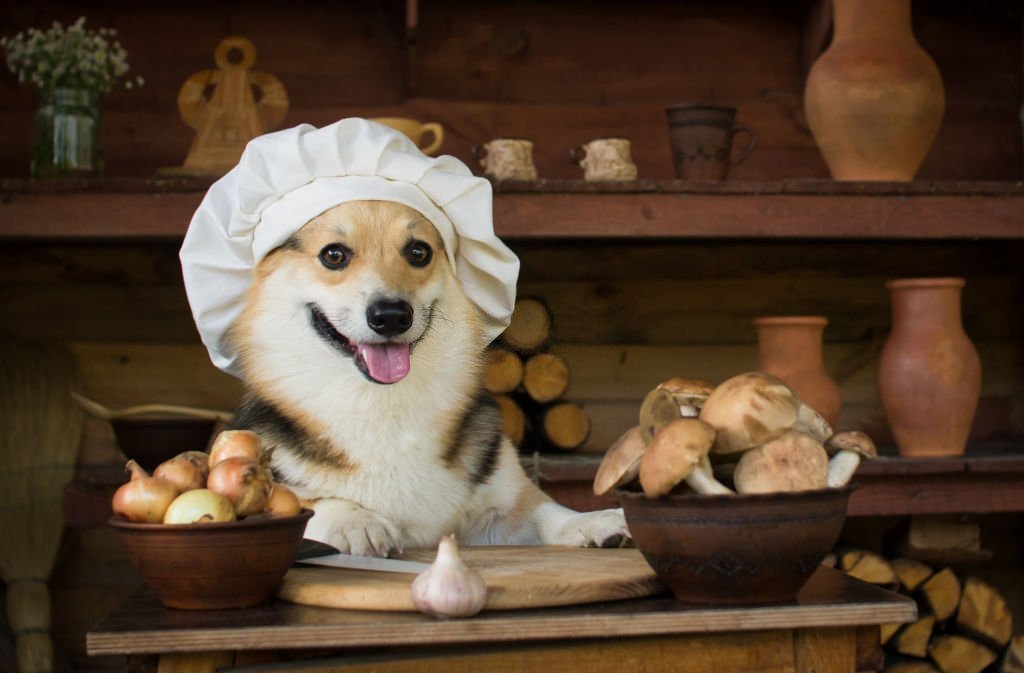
[803,0,944,180]
[754,316,842,427]
[877,278,981,457]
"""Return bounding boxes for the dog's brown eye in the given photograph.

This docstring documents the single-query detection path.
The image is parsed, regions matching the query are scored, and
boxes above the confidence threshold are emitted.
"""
[319,244,351,270]
[404,240,432,268]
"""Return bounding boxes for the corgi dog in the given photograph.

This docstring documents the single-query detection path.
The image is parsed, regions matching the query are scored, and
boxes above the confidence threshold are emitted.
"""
[227,199,629,556]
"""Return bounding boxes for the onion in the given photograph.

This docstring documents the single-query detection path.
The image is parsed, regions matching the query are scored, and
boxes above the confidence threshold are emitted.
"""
[265,482,302,517]
[209,430,262,467]
[154,452,208,492]
[163,489,236,524]
[207,457,272,516]
[112,460,180,523]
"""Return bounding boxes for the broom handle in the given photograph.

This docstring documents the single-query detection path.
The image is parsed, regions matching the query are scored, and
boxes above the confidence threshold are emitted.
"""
[71,391,232,422]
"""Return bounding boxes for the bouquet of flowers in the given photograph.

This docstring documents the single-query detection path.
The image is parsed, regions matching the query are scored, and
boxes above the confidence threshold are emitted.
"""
[1,17,143,95]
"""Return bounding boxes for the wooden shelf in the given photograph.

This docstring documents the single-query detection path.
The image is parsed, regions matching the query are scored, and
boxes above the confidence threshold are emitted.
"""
[525,446,1024,518]
[2,179,1023,240]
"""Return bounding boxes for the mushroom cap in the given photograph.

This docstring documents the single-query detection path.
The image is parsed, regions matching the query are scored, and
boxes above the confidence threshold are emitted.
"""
[657,376,716,416]
[733,430,830,494]
[699,372,802,455]
[593,425,646,496]
[639,418,716,497]
[825,430,878,460]
[638,387,683,444]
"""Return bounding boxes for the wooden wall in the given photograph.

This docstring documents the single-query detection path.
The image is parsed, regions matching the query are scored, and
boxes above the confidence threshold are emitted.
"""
[0,0,1020,179]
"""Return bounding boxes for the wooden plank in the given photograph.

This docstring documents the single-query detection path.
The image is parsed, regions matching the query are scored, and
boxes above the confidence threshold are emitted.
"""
[220,632,796,673]
[3,186,1024,240]
[794,627,856,673]
[157,653,233,673]
[86,566,915,655]
[848,472,1024,516]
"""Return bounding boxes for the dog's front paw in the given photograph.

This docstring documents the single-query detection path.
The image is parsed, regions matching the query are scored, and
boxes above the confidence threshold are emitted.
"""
[552,508,631,548]
[305,499,404,557]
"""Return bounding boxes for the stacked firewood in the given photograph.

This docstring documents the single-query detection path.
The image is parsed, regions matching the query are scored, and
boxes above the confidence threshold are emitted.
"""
[486,298,591,453]
[835,548,1018,673]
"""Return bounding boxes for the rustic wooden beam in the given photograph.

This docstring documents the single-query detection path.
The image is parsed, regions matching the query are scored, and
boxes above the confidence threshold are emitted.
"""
[4,183,1024,240]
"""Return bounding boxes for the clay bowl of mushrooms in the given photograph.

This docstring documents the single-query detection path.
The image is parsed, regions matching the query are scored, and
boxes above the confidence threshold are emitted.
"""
[109,430,313,610]
[595,372,876,605]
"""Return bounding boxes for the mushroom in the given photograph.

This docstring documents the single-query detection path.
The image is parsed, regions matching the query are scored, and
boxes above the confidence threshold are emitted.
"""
[638,387,682,444]
[639,418,734,497]
[824,430,878,488]
[732,430,830,494]
[592,425,645,496]
[656,376,716,418]
[699,372,832,455]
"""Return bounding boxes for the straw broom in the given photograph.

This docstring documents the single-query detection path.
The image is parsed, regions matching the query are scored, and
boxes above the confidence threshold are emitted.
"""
[0,340,84,673]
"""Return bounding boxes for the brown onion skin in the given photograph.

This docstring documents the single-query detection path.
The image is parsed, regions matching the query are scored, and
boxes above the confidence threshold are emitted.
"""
[113,461,180,523]
[208,430,262,467]
[154,455,205,492]
[206,457,272,516]
[265,483,302,517]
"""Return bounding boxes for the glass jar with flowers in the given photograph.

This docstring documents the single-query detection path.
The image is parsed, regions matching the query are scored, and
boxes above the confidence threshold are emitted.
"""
[2,17,143,179]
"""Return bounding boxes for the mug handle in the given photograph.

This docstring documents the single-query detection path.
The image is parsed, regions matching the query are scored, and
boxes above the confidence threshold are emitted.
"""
[419,123,444,155]
[729,125,758,167]
[471,143,488,165]
[569,145,587,166]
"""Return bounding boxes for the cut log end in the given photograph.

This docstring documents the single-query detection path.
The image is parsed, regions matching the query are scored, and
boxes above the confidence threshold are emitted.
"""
[522,352,570,403]
[892,557,935,593]
[484,348,524,394]
[501,298,552,353]
[542,402,591,451]
[493,394,526,448]
[956,576,1013,648]
[920,567,962,622]
[840,549,897,586]
[928,634,996,673]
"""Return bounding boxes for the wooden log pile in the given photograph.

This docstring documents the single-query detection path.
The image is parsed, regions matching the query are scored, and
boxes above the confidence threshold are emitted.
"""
[836,549,1016,673]
[486,298,591,453]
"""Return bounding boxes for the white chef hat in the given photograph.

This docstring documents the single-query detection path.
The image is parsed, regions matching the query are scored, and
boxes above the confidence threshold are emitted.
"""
[180,118,520,377]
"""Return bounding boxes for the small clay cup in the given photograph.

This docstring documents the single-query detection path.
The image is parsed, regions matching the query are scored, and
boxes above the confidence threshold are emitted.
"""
[111,510,313,609]
[665,103,757,180]
[619,485,851,605]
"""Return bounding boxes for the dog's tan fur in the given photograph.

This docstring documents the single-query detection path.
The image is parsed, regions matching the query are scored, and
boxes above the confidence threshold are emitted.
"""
[227,200,628,556]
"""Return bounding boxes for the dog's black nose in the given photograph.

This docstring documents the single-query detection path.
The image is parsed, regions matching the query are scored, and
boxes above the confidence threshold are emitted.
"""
[366,300,413,337]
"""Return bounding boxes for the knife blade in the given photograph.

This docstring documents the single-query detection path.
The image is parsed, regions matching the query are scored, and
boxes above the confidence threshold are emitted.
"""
[297,552,431,574]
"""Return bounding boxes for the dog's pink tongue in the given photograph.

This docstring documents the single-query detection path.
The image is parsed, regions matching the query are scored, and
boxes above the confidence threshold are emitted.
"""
[357,342,411,384]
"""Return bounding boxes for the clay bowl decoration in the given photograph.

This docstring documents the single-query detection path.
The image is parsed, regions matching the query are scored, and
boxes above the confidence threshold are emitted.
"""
[110,416,218,473]
[110,509,313,609]
[617,485,853,605]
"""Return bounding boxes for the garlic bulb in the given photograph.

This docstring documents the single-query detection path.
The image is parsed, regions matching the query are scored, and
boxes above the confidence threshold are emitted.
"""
[410,535,487,618]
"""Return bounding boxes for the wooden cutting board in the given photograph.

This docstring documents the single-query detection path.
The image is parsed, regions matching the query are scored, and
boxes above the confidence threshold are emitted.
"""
[277,546,665,611]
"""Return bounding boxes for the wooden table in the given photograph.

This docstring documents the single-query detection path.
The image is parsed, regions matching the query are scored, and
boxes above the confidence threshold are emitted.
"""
[87,566,915,673]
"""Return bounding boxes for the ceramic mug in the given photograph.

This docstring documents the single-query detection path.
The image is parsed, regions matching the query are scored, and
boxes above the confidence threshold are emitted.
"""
[369,117,444,155]
[472,138,538,181]
[665,103,757,180]
[570,137,638,181]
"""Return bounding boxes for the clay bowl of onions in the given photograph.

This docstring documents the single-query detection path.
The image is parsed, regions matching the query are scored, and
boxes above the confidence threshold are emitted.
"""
[109,430,313,610]
[596,373,874,605]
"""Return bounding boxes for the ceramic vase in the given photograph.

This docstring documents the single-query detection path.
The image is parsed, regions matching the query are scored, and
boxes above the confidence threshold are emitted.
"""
[803,0,944,180]
[754,316,842,428]
[877,278,981,457]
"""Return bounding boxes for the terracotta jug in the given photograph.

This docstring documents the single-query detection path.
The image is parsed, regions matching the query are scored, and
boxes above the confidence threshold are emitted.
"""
[754,316,842,428]
[877,278,981,457]
[804,0,944,180]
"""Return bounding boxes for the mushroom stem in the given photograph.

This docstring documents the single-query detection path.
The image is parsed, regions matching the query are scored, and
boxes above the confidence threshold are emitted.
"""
[827,450,861,488]
[685,463,735,495]
[794,403,832,443]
